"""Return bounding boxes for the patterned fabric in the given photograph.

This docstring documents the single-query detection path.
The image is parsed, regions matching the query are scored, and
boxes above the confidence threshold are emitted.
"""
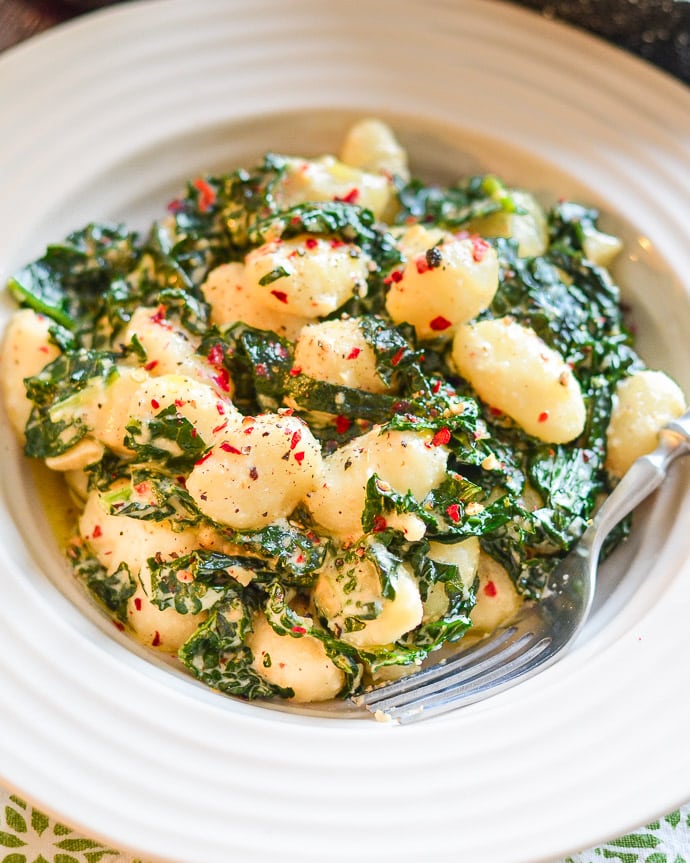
[1,789,688,863]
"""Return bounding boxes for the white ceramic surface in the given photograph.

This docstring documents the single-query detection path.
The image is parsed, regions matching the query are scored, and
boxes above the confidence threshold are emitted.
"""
[0,2,689,862]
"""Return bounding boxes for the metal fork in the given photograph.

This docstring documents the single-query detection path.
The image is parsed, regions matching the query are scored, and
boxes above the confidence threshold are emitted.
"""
[354,407,690,724]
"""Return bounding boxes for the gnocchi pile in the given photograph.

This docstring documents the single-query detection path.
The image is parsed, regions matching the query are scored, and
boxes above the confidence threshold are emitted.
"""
[2,120,686,705]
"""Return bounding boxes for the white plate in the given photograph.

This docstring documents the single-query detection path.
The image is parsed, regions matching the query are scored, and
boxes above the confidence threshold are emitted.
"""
[1,2,689,861]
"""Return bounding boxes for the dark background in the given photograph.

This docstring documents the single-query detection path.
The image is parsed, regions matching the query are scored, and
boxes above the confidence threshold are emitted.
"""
[1,0,689,83]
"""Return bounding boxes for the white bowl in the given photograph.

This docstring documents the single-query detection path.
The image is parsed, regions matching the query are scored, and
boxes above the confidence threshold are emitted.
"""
[0,2,689,862]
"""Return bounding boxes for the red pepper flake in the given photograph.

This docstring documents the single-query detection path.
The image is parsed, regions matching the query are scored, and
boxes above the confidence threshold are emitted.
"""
[372,514,388,533]
[150,304,169,326]
[243,426,255,435]
[390,347,406,367]
[216,401,226,415]
[175,399,185,408]
[392,400,412,414]
[195,450,214,466]
[305,237,318,249]
[220,443,242,455]
[176,475,187,487]
[134,597,142,611]
[335,415,351,435]
[167,198,184,214]
[429,315,452,332]
[384,269,404,285]
[150,398,160,409]
[113,621,125,632]
[207,343,225,367]
[330,238,344,249]
[483,580,498,597]
[432,427,451,447]
[92,524,103,539]
[290,429,302,450]
[489,406,503,417]
[151,631,161,647]
[212,421,228,435]
[471,236,491,263]
[270,289,289,304]
[212,368,231,392]
[346,347,361,360]
[336,188,359,204]
[295,553,305,565]
[289,366,302,377]
[134,481,149,495]
[144,359,159,371]
[415,256,431,275]
[193,177,216,212]
[249,466,259,481]
[446,503,461,524]
[294,451,305,464]
[432,380,442,394]
[292,625,307,634]
[538,411,550,423]
[39,345,50,354]
[255,363,268,378]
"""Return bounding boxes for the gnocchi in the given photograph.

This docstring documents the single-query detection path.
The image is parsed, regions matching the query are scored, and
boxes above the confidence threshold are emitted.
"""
[247,612,345,703]
[186,412,322,530]
[277,155,397,222]
[313,555,423,649]
[466,190,548,257]
[121,307,231,395]
[293,318,389,394]
[0,309,61,438]
[451,316,587,443]
[339,118,410,181]
[606,369,686,476]
[305,426,449,541]
[385,225,500,341]
[202,262,308,341]
[244,235,370,318]
[79,486,204,652]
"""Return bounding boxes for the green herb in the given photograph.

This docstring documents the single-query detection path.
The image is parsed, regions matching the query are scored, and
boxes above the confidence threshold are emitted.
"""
[23,350,119,458]
[150,550,266,615]
[393,173,521,229]
[70,543,136,623]
[124,405,209,472]
[179,588,293,699]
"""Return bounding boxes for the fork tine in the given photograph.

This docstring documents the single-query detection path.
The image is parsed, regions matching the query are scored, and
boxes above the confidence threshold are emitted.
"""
[357,625,520,704]
[357,625,524,708]
[356,626,553,724]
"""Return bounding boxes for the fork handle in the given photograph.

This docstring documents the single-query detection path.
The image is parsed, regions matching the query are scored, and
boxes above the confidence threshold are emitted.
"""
[588,406,690,555]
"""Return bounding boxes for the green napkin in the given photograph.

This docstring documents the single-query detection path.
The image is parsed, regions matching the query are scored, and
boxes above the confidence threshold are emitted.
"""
[1,789,688,863]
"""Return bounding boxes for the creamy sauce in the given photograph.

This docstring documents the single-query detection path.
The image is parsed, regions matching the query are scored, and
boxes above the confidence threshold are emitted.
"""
[29,460,80,548]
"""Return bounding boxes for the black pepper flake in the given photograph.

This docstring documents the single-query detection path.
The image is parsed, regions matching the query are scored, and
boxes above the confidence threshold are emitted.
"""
[425,246,443,269]
[344,458,353,470]
[249,466,259,480]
